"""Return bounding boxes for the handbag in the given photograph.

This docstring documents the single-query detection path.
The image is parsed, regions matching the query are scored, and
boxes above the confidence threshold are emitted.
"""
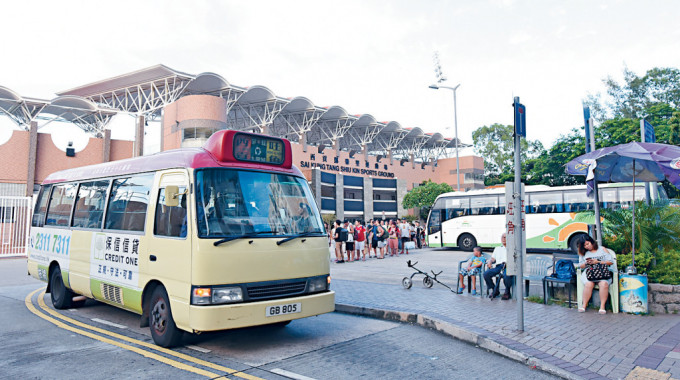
[585,263,612,281]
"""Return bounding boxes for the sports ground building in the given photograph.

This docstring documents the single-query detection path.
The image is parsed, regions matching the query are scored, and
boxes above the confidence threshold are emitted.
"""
[0,65,484,221]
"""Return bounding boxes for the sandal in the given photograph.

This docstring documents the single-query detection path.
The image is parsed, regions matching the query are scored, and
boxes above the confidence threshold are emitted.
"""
[599,309,606,314]
[578,308,585,313]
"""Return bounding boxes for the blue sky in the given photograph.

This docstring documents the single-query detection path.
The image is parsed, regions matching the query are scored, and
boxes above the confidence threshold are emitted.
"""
[1,0,679,154]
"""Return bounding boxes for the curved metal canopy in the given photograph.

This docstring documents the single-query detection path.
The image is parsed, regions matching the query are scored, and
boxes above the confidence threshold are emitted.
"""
[1,64,470,160]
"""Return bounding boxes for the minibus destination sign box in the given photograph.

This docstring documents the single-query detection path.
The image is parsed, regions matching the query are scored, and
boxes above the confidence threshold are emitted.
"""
[204,130,292,169]
[233,133,284,165]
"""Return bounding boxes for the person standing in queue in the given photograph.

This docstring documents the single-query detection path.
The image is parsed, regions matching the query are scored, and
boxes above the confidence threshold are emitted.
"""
[333,220,346,263]
[354,220,366,261]
[344,220,355,262]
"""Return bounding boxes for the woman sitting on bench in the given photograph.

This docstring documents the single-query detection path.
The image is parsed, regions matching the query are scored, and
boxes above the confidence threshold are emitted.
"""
[577,235,616,314]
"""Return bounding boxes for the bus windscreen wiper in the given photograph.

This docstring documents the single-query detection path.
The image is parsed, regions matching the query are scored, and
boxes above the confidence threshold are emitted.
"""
[276,231,322,246]
[213,230,276,246]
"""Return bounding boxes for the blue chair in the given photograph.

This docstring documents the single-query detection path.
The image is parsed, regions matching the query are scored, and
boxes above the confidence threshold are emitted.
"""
[524,256,551,298]
[457,253,490,295]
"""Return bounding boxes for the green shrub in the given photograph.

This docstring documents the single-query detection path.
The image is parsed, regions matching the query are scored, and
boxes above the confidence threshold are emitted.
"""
[647,250,680,285]
[616,250,680,285]
[616,251,654,274]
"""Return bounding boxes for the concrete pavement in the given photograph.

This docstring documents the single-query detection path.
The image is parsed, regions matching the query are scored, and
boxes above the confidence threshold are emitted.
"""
[330,247,680,380]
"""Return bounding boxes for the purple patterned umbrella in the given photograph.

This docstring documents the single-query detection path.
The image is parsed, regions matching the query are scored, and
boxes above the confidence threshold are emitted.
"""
[566,142,680,272]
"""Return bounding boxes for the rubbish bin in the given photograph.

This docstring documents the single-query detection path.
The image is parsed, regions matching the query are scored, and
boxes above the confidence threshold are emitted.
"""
[619,273,648,314]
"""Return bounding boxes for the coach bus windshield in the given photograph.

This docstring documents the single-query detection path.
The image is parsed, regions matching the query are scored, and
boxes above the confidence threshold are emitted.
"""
[195,169,324,238]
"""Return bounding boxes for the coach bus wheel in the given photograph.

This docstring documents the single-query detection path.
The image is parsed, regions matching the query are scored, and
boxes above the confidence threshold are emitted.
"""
[149,286,183,348]
[402,277,413,289]
[569,233,587,254]
[423,276,434,288]
[458,234,477,252]
[50,266,74,310]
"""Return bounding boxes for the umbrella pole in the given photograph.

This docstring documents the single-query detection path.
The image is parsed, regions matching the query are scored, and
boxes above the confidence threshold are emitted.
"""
[628,160,638,275]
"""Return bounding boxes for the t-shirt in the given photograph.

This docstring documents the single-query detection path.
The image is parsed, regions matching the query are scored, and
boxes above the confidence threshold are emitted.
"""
[355,225,366,242]
[399,223,411,238]
[579,247,616,268]
[491,246,507,266]
[467,254,484,268]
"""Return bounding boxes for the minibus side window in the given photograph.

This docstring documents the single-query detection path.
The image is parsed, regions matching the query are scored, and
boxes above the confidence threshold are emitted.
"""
[32,185,52,227]
[73,180,109,229]
[105,174,154,232]
[45,183,77,227]
[154,187,187,238]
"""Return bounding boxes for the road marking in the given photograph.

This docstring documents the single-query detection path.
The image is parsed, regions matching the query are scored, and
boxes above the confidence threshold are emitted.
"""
[186,345,212,353]
[26,288,262,380]
[91,318,127,329]
[270,368,318,380]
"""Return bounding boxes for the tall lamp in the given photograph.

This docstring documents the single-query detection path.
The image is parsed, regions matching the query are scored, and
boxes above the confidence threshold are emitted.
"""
[429,83,461,191]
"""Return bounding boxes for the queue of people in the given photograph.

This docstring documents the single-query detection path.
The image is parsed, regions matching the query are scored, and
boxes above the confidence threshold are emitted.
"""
[326,219,426,263]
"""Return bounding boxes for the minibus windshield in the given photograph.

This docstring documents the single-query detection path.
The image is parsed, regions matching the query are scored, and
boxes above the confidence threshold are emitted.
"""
[195,169,324,238]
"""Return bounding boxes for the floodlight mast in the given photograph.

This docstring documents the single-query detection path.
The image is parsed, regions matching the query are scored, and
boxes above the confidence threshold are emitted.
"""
[429,83,462,191]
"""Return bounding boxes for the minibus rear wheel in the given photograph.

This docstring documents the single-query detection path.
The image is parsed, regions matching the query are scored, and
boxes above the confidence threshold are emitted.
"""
[149,286,183,347]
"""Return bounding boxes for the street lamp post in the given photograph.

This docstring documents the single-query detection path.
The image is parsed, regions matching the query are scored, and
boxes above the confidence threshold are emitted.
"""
[429,83,461,191]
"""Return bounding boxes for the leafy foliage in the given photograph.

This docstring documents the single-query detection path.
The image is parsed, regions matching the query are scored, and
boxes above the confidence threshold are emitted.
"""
[472,123,544,177]
[601,201,680,255]
[402,180,453,212]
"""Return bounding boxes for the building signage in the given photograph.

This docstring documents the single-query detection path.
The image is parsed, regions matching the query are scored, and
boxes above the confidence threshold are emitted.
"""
[299,160,395,178]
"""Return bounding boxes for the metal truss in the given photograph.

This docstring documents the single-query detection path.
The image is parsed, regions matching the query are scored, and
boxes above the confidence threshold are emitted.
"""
[305,116,355,147]
[269,108,324,141]
[83,76,193,118]
[36,106,116,136]
[0,96,46,129]
[367,128,408,156]
[337,119,385,152]
[226,99,286,133]
[393,134,431,160]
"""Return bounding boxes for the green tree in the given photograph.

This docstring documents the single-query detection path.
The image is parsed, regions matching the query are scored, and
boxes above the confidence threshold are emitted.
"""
[402,181,453,214]
[472,123,545,178]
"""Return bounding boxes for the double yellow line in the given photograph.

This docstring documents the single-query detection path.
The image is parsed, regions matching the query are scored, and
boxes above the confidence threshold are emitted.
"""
[25,288,263,380]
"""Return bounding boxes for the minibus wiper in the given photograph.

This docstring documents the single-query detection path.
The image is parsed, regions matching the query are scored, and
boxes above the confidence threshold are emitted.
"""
[213,230,276,246]
[276,231,321,246]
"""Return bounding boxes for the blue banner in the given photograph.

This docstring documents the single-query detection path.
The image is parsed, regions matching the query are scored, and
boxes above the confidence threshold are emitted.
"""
[643,120,656,143]
[514,102,526,138]
[583,106,591,153]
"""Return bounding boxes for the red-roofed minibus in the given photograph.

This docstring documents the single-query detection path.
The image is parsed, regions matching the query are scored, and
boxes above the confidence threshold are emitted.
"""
[27,130,334,347]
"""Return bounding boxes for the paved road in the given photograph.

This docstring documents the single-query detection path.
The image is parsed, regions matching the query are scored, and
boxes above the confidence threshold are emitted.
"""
[1,257,558,379]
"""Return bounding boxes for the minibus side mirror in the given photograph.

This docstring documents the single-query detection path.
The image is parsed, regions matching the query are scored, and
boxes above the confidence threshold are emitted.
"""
[164,186,180,207]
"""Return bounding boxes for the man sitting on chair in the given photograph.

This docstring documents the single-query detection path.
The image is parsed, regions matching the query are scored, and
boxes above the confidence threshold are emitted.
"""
[484,233,512,300]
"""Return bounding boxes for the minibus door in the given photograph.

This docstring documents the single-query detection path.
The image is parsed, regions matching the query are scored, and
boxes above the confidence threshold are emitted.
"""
[146,172,192,313]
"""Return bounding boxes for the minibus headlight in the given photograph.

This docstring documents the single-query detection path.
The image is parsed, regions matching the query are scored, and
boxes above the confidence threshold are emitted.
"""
[212,287,243,304]
[308,276,328,293]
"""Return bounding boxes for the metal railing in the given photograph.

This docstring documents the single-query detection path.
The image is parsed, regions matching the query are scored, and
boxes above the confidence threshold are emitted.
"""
[0,196,32,257]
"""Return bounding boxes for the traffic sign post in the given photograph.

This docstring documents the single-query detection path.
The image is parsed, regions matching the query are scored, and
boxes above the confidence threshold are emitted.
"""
[512,96,526,332]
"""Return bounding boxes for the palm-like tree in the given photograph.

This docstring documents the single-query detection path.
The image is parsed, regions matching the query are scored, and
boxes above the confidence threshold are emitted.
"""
[600,201,680,255]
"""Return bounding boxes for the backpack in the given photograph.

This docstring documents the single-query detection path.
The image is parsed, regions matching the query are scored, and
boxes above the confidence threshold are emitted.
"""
[353,227,360,241]
[553,259,576,280]
[337,227,348,242]
[377,226,387,241]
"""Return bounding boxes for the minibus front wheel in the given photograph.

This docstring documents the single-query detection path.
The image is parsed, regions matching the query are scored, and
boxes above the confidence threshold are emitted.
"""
[149,286,183,347]
[49,265,74,310]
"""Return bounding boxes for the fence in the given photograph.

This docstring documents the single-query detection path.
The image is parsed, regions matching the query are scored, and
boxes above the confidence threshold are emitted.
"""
[0,197,32,257]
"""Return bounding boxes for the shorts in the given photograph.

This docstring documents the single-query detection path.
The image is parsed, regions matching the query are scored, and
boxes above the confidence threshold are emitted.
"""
[371,240,378,249]
[345,242,354,251]
[355,241,365,251]
[377,240,387,248]
[460,267,481,276]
